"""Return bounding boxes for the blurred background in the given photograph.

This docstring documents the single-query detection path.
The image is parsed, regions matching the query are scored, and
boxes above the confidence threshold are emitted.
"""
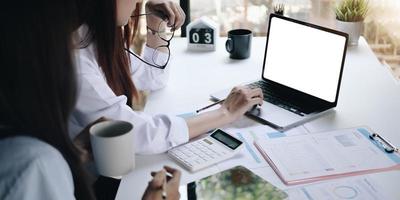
[135,0,400,82]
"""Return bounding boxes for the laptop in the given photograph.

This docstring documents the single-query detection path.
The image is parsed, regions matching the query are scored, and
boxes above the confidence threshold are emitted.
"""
[211,14,348,131]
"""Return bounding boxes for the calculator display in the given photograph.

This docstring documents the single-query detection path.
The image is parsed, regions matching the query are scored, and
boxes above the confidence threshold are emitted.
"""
[211,130,242,150]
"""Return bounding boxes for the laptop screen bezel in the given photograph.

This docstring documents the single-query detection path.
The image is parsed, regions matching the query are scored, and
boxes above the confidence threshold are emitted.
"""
[261,13,348,108]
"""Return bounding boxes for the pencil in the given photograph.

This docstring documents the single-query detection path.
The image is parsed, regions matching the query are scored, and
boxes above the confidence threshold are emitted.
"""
[162,173,167,200]
[196,99,225,113]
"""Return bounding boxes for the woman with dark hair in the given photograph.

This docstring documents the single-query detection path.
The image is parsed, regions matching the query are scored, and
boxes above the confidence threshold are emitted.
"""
[0,0,180,199]
[71,0,263,154]
[0,1,95,199]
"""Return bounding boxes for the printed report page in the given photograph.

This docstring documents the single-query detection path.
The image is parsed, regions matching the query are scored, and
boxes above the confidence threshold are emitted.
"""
[256,127,399,182]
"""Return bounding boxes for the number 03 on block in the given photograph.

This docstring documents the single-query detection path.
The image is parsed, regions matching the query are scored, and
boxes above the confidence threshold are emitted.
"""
[187,16,219,51]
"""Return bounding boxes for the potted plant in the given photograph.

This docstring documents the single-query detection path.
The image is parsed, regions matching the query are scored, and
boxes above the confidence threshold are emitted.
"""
[335,0,368,46]
[273,3,285,15]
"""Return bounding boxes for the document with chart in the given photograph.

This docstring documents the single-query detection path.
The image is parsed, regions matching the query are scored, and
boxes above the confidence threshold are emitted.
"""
[215,124,308,170]
[254,127,400,185]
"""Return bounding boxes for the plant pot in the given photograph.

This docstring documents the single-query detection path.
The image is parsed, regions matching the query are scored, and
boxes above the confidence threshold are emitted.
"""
[336,20,363,46]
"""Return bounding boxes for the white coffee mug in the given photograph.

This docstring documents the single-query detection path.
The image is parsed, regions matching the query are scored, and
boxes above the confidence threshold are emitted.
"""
[89,120,135,177]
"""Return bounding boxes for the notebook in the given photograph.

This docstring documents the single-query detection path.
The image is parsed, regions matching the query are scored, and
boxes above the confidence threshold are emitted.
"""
[211,14,349,131]
[254,126,400,185]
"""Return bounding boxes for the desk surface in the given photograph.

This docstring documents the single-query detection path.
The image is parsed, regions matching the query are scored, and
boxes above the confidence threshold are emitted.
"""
[116,37,400,200]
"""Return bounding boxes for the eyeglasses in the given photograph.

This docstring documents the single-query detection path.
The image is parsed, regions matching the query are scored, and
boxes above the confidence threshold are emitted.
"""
[125,13,175,69]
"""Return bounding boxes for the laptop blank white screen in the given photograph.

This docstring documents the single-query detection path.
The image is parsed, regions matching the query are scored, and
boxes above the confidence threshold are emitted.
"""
[263,17,346,103]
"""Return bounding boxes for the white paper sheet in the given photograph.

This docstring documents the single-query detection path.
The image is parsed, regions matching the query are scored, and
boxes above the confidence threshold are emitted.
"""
[216,124,309,170]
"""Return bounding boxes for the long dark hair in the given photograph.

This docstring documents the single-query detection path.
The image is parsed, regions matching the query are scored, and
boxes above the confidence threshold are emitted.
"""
[79,0,141,107]
[0,1,94,199]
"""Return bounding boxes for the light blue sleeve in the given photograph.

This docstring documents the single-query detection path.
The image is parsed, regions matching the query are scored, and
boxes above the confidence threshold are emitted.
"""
[0,137,76,200]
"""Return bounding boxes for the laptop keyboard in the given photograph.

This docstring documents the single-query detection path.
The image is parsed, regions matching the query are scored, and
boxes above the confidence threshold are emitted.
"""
[248,81,308,116]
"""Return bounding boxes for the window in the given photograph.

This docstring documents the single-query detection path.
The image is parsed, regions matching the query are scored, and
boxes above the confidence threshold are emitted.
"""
[187,0,400,81]
[134,1,399,81]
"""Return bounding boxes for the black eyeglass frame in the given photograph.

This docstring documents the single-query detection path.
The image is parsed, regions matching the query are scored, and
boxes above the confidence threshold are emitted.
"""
[125,13,175,69]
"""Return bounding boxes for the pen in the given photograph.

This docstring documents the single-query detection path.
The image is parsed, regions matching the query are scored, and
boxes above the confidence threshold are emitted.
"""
[196,99,225,113]
[162,172,167,200]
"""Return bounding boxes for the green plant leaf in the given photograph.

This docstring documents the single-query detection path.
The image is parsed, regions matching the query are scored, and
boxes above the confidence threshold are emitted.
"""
[334,0,369,22]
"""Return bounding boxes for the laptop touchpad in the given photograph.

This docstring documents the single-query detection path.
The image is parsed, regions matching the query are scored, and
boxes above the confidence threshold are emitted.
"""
[257,103,303,124]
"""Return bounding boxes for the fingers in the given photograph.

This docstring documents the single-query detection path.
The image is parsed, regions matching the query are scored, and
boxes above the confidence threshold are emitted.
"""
[250,96,264,107]
[231,86,263,99]
[163,165,181,183]
[172,3,185,29]
[222,85,265,120]
[168,2,180,28]
[227,86,263,109]
[149,1,185,29]
[231,86,239,92]
[144,166,181,200]
[150,166,181,179]
[242,88,263,108]
[143,169,167,200]
[162,1,185,29]
[149,169,166,189]
[248,87,264,103]
[161,2,175,27]
[90,116,108,126]
[163,166,181,200]
[163,165,178,174]
[95,116,107,122]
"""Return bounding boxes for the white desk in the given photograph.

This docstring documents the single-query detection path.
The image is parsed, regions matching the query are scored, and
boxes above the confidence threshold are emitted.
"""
[116,37,400,200]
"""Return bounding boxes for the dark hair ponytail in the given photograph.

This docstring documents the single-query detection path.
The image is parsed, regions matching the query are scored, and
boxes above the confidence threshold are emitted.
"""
[0,1,95,199]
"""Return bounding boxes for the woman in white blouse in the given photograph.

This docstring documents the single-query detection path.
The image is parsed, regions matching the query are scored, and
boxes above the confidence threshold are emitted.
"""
[0,1,180,199]
[71,0,263,154]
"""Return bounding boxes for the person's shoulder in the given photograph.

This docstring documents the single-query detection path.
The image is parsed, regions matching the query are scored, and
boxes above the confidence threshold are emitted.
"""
[0,136,70,177]
[0,136,74,199]
[0,136,63,162]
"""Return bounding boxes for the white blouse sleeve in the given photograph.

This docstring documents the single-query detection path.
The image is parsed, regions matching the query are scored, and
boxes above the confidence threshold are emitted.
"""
[71,47,189,154]
[129,45,171,91]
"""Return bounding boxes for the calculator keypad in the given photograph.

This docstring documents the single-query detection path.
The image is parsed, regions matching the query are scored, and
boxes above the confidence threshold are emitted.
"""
[168,138,232,171]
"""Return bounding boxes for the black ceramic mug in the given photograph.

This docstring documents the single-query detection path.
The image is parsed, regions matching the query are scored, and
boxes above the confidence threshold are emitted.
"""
[225,29,252,59]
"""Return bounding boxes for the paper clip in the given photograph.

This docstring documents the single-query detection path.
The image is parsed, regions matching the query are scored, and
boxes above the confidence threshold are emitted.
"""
[369,133,399,153]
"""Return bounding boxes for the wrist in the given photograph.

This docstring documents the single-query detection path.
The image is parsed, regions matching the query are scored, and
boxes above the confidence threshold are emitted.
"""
[217,107,236,124]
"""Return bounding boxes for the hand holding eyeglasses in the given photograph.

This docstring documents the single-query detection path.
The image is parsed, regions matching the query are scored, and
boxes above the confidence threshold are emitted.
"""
[145,0,186,31]
[126,0,185,69]
[127,9,175,69]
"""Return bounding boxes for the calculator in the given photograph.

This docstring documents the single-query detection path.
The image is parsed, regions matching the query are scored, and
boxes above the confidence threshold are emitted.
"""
[168,129,243,172]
